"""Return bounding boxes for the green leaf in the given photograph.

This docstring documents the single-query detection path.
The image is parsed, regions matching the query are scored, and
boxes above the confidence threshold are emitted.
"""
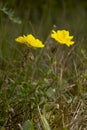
[38,106,51,130]
[22,120,35,130]
[46,87,55,98]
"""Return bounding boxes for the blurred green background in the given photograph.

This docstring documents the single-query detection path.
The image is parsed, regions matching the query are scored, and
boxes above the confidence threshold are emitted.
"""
[1,0,87,35]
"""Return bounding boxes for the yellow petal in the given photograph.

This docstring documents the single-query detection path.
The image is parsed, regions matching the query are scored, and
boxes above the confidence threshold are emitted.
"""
[24,34,44,48]
[15,36,26,44]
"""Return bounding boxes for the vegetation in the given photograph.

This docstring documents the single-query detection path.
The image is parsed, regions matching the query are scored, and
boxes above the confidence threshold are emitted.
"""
[0,1,87,130]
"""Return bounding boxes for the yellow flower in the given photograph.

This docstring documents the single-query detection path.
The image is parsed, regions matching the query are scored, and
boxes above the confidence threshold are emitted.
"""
[15,34,44,48]
[51,30,74,47]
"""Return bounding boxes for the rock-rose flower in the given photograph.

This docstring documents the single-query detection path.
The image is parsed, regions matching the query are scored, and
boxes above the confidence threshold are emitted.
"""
[15,34,44,48]
[51,30,74,47]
